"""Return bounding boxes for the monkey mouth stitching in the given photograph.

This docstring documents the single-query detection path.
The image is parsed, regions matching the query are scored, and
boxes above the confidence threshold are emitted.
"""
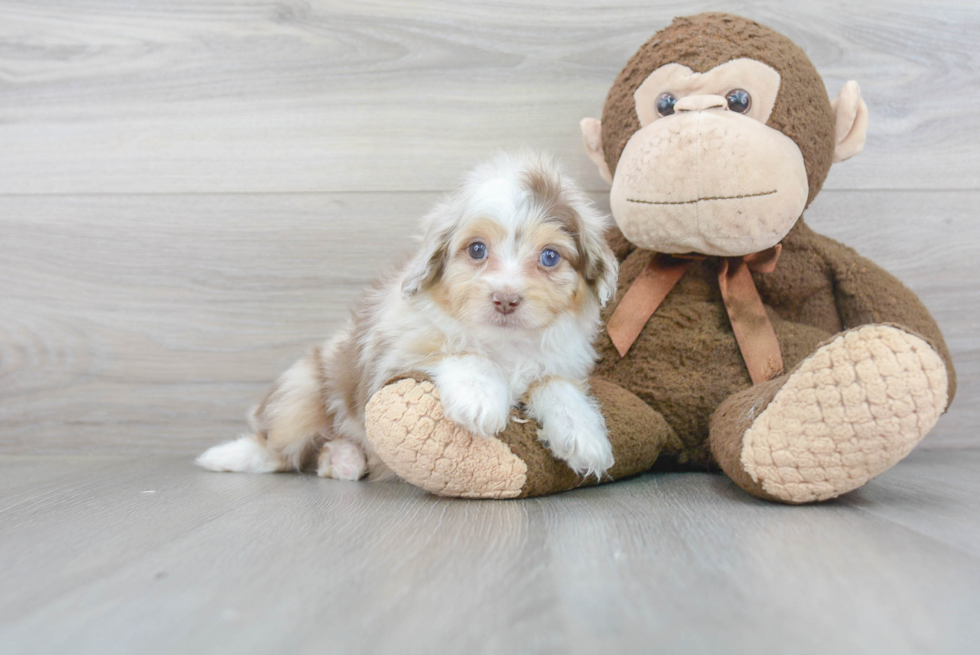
[627,189,777,206]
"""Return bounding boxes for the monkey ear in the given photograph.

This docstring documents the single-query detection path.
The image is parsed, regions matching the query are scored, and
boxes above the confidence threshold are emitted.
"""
[580,118,614,185]
[831,81,869,163]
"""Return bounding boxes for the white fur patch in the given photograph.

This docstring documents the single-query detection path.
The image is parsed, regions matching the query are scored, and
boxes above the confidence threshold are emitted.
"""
[432,356,512,437]
[525,379,614,479]
[195,436,287,473]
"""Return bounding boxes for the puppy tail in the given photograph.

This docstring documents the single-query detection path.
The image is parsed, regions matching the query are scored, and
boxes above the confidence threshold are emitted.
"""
[195,435,289,474]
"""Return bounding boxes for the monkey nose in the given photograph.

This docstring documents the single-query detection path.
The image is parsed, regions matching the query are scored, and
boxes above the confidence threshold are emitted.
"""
[492,292,523,315]
[674,95,727,112]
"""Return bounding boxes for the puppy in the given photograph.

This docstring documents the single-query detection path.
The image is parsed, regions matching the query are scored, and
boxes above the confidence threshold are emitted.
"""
[196,152,620,481]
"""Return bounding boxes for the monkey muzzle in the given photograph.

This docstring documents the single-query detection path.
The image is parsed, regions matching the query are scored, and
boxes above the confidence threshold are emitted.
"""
[610,109,809,257]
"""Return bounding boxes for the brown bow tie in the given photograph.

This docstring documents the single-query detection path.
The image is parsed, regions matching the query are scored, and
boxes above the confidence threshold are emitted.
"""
[606,244,784,385]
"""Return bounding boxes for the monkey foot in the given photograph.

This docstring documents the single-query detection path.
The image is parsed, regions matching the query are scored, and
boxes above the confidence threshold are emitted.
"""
[365,377,529,498]
[715,324,949,504]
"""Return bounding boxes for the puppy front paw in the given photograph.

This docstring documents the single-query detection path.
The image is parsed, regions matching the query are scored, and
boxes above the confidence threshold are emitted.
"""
[528,381,614,479]
[440,381,511,437]
[540,412,614,480]
[434,357,511,437]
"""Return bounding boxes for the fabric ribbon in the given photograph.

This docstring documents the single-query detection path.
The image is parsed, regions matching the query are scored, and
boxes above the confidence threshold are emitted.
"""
[606,244,784,385]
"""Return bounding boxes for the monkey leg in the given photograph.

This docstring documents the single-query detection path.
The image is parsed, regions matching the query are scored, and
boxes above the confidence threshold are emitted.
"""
[813,229,957,403]
[709,324,949,504]
[364,375,680,499]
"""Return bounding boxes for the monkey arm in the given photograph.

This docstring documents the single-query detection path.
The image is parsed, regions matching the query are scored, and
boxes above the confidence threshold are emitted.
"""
[811,231,956,404]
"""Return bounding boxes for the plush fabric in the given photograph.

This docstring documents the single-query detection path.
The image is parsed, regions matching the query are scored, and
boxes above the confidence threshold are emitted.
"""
[632,59,782,127]
[608,107,810,256]
[365,376,528,499]
[367,375,680,498]
[363,12,956,504]
[711,324,948,504]
[592,220,955,471]
[600,12,835,208]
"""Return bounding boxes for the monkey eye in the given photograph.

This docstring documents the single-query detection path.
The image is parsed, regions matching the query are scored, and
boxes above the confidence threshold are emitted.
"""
[467,242,487,260]
[539,248,560,267]
[726,89,752,113]
[656,92,677,117]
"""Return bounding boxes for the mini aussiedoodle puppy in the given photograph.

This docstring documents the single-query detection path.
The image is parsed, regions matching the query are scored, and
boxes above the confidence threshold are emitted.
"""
[197,152,620,482]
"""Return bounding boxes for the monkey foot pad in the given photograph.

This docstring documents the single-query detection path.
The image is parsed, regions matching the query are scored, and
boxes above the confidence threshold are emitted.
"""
[365,379,528,498]
[741,324,949,503]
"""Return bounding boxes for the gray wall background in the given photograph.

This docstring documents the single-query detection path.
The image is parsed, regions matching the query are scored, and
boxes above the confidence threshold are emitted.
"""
[1,0,976,453]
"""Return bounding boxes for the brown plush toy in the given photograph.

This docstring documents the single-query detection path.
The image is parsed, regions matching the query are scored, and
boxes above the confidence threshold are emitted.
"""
[363,13,955,503]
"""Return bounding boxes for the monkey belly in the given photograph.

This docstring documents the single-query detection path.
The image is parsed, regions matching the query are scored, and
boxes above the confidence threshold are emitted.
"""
[595,295,833,468]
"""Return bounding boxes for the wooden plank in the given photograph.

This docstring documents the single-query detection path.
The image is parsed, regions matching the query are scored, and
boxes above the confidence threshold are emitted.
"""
[1,452,979,654]
[0,455,317,622]
[839,449,980,559]
[0,0,977,194]
[0,455,128,502]
[0,190,974,454]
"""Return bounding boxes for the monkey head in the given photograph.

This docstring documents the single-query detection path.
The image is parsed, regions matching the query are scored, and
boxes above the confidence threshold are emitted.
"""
[581,13,868,257]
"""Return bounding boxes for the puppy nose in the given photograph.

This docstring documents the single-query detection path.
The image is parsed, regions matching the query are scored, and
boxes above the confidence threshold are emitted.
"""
[674,95,727,112]
[492,292,522,314]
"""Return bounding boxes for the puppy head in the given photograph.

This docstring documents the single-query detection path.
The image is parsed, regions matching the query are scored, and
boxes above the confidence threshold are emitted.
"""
[402,152,619,333]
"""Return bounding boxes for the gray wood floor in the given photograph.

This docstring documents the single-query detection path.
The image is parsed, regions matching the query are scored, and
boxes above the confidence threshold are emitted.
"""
[2,450,980,654]
[1,1,978,653]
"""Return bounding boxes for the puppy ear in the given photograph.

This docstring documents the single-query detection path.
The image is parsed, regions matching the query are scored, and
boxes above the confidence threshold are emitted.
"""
[576,205,620,306]
[402,207,455,298]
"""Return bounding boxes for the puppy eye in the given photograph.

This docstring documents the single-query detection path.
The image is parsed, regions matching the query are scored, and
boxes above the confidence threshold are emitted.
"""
[656,93,677,117]
[467,242,487,260]
[539,248,560,267]
[726,89,751,114]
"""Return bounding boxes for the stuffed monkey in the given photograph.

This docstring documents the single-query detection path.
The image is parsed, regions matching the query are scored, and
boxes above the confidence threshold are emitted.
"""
[364,13,955,503]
